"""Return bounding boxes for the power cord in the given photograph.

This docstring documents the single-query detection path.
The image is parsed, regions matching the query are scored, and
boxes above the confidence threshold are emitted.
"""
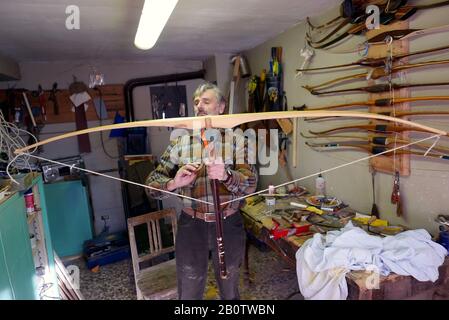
[94,87,119,160]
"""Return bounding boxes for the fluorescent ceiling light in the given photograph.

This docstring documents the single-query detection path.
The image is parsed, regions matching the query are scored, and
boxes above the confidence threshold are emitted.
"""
[134,0,179,50]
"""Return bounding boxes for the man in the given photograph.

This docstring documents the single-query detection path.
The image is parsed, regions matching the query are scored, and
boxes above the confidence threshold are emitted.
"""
[146,82,258,300]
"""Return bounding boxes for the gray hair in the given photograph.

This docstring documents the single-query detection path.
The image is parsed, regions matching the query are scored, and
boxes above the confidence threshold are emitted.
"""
[192,82,226,104]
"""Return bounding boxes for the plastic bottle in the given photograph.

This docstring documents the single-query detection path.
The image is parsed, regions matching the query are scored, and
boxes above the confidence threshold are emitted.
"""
[265,184,276,212]
[315,171,326,197]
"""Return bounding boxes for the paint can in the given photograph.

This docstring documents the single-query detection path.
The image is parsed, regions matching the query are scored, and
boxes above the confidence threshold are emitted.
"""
[24,192,35,213]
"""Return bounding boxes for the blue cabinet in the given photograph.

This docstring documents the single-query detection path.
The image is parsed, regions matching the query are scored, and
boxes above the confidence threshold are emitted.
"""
[44,180,93,258]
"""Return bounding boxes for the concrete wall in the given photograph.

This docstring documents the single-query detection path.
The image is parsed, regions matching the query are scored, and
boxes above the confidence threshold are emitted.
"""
[243,5,449,235]
[3,58,203,234]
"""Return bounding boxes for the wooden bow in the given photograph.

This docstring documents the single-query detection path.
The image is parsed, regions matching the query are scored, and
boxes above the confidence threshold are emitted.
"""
[306,110,449,122]
[302,134,449,154]
[303,96,449,111]
[310,81,449,96]
[296,44,449,72]
[307,0,449,49]
[306,141,449,161]
[303,58,449,92]
[366,22,449,44]
[14,111,449,155]
[307,122,449,136]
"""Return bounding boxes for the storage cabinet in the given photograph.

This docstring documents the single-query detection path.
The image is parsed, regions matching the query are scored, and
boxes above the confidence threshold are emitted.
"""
[0,173,58,300]
[44,179,93,258]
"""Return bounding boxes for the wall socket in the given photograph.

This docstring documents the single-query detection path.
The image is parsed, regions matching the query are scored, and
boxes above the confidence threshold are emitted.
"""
[101,215,109,221]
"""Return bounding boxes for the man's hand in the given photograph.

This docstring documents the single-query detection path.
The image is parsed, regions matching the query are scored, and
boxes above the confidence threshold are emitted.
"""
[167,163,201,191]
[205,157,228,181]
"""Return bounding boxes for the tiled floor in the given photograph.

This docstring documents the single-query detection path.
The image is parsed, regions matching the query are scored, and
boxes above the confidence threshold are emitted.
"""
[70,245,449,300]
[70,244,301,300]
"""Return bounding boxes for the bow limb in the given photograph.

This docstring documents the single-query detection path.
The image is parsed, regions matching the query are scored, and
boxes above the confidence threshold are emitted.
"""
[306,110,449,122]
[297,44,449,72]
[306,15,343,30]
[305,138,449,154]
[305,96,449,111]
[304,59,449,92]
[306,142,449,160]
[306,18,352,44]
[14,111,448,154]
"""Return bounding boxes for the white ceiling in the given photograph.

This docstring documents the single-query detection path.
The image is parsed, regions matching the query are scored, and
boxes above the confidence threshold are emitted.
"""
[0,0,338,62]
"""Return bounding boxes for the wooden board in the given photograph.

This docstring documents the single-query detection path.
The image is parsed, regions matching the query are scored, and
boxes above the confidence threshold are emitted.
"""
[0,84,125,125]
[44,84,125,124]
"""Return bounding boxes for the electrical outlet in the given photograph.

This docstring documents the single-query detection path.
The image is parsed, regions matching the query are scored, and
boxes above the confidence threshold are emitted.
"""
[101,215,109,221]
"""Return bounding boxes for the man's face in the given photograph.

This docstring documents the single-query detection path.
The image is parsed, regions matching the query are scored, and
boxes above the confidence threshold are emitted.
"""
[193,89,225,116]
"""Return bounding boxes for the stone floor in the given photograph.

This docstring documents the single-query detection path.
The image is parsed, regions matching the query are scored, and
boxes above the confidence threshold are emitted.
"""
[70,244,301,300]
[70,245,449,300]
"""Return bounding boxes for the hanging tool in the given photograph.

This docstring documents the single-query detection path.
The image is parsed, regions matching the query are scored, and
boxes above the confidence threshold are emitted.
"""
[228,55,241,114]
[391,171,402,217]
[295,44,315,79]
[37,85,47,122]
[371,169,380,218]
[48,82,60,115]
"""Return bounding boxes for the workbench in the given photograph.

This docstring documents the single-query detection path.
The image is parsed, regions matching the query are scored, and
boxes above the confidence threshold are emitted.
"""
[241,195,449,300]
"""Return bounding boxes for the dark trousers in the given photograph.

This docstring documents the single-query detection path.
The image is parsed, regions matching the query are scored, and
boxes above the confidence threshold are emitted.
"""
[175,211,246,300]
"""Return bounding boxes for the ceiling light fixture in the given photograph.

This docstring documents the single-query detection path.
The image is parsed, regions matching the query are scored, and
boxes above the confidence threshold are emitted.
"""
[134,0,179,50]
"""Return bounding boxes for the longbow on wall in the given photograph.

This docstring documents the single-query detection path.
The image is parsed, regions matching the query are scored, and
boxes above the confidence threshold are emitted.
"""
[306,142,449,160]
[11,111,449,278]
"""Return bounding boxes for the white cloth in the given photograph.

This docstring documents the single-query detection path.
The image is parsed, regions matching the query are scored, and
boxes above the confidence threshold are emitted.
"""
[70,92,91,107]
[296,222,447,300]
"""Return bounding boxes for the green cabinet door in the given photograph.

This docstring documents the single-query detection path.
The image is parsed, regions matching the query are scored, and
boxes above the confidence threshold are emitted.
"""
[0,194,37,299]
[44,180,93,257]
[0,236,14,299]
